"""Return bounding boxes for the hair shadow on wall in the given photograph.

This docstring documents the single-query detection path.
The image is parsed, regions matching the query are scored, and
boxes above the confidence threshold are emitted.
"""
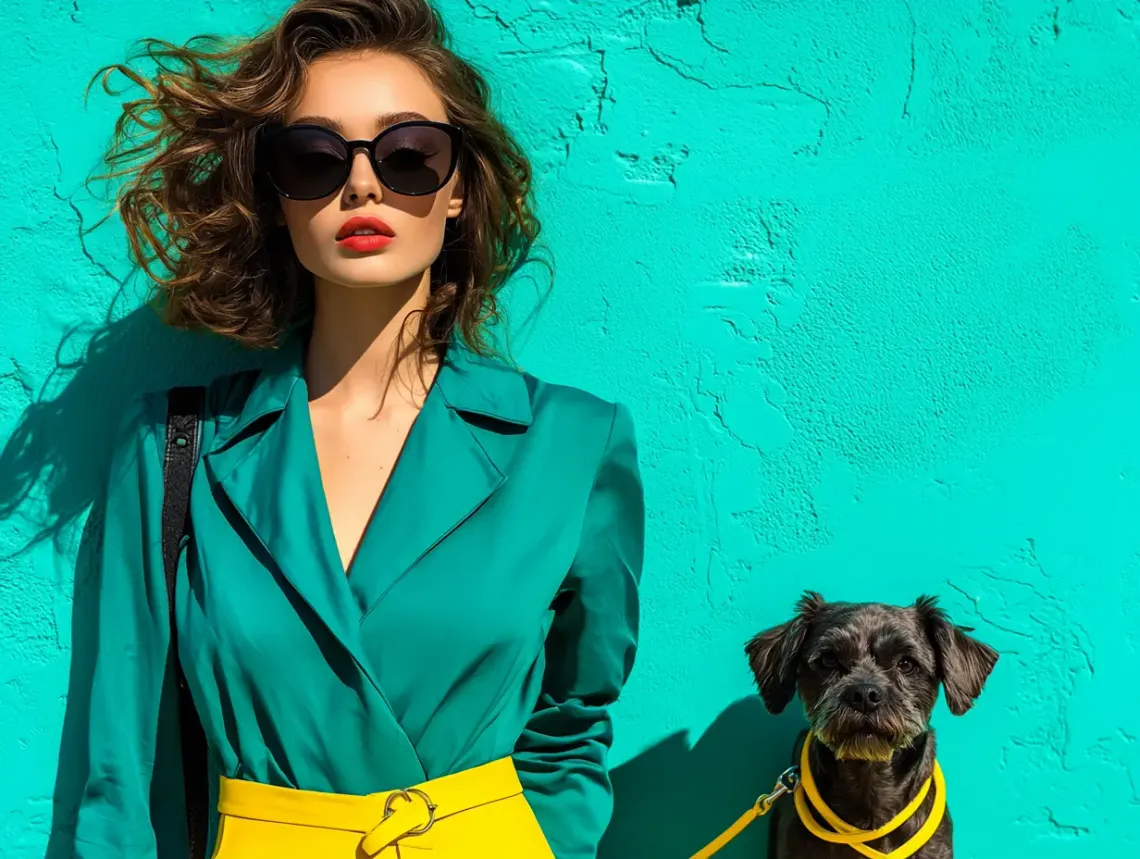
[600,696,807,859]
[0,306,256,552]
[0,303,259,857]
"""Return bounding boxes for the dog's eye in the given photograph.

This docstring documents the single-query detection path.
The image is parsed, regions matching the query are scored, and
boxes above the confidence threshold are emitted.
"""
[819,652,840,670]
[897,656,917,674]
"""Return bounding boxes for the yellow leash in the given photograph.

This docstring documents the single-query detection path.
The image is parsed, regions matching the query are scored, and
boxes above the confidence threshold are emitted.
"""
[687,732,947,859]
[687,764,800,859]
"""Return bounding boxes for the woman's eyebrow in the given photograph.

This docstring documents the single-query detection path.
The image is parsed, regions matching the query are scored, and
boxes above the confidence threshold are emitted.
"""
[287,111,433,134]
[376,110,432,127]
[289,114,344,132]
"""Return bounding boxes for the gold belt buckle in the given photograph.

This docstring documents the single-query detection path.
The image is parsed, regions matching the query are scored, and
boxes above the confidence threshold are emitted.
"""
[382,787,436,836]
[361,786,438,855]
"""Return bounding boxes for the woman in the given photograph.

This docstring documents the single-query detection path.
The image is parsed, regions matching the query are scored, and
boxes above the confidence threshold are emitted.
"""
[70,1,644,857]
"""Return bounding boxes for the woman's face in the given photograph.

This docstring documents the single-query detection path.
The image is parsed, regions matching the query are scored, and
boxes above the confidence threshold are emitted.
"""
[276,51,463,290]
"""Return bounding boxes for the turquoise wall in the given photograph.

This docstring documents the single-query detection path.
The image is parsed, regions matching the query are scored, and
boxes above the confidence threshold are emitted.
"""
[2,0,1139,856]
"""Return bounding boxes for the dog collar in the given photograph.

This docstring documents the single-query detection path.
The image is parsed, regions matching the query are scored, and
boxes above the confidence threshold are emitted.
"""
[795,731,947,859]
[684,732,946,859]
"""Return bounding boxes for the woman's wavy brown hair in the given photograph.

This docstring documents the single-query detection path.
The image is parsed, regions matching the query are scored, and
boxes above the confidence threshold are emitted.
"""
[90,0,541,356]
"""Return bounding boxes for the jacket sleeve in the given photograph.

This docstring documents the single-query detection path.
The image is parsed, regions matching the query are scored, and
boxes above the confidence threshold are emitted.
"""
[513,402,646,859]
[69,393,189,858]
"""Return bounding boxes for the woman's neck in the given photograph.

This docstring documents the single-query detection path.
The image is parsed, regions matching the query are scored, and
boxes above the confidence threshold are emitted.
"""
[304,269,438,414]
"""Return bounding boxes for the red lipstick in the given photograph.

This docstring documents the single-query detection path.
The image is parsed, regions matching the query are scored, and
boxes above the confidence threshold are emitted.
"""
[335,215,395,252]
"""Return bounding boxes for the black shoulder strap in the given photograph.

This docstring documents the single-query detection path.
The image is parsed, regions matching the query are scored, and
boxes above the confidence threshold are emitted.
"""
[161,386,209,859]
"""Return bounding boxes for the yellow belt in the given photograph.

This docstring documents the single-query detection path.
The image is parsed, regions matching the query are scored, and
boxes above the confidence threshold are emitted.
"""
[218,757,523,856]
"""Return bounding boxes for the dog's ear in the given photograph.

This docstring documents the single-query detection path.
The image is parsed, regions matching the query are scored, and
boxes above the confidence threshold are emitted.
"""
[915,595,999,716]
[744,591,824,714]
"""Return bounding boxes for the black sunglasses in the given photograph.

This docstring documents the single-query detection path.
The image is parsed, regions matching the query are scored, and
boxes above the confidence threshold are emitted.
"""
[259,120,465,200]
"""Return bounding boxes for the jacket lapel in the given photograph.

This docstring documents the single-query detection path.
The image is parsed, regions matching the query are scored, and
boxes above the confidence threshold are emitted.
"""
[350,343,533,620]
[201,341,440,782]
[202,342,367,676]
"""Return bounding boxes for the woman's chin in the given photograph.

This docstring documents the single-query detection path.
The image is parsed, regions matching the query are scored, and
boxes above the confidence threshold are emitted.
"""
[313,262,428,293]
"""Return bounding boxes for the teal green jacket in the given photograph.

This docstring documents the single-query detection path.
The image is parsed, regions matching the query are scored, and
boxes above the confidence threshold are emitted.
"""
[70,339,644,859]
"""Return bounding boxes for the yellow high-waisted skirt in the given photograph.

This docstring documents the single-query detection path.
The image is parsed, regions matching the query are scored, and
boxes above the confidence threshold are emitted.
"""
[210,757,555,858]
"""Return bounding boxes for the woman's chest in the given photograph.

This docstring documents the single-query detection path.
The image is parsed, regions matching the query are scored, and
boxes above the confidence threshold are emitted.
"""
[308,400,421,575]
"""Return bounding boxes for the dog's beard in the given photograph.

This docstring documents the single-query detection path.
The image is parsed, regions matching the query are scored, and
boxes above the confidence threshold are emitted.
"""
[809,694,926,762]
[819,730,897,762]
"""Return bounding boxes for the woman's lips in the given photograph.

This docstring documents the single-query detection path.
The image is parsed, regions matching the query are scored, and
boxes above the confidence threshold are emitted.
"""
[337,233,394,252]
[335,215,395,252]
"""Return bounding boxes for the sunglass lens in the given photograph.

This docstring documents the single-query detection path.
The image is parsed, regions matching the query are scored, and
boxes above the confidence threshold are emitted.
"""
[374,125,456,195]
[267,128,347,199]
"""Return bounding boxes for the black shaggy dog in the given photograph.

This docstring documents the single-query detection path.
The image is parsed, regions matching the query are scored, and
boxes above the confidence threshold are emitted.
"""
[746,592,998,859]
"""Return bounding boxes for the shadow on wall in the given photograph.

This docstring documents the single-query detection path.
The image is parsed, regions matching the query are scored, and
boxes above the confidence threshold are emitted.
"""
[0,304,257,552]
[2,269,550,855]
[600,697,807,859]
[0,303,260,858]
[6,294,773,859]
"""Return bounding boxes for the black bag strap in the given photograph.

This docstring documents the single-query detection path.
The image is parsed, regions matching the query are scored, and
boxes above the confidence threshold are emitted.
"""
[161,386,209,859]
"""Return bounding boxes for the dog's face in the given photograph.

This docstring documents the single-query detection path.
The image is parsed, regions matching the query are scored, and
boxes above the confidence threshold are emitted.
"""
[746,592,998,762]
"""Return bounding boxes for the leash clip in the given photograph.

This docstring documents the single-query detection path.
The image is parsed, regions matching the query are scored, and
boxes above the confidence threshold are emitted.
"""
[753,766,801,815]
[688,765,804,858]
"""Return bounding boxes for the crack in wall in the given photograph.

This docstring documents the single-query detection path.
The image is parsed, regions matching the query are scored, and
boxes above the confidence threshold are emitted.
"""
[590,42,611,131]
[1045,811,1091,837]
[945,580,1033,641]
[48,133,125,289]
[461,0,527,48]
[614,144,690,187]
[676,0,731,55]
[639,38,832,155]
[949,536,1103,797]
[1048,0,1076,41]
[902,0,916,118]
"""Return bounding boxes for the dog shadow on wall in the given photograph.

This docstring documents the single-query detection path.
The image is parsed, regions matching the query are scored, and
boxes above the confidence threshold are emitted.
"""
[600,698,806,859]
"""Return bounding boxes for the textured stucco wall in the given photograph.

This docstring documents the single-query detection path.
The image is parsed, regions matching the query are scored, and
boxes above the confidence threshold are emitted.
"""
[2,1,1139,856]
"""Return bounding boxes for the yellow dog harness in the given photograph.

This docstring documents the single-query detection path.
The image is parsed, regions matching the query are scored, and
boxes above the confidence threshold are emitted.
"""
[688,732,947,859]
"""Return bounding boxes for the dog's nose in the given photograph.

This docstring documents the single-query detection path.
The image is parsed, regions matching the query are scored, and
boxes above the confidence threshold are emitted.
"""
[845,682,884,712]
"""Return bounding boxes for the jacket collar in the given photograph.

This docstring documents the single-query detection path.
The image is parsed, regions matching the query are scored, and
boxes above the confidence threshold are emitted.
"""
[212,334,531,451]
[434,340,532,426]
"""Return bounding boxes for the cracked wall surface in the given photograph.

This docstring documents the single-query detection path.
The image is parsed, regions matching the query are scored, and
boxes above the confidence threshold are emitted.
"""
[2,1,1139,856]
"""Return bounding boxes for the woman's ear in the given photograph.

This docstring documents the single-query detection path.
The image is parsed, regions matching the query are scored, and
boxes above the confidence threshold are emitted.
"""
[446,173,464,220]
